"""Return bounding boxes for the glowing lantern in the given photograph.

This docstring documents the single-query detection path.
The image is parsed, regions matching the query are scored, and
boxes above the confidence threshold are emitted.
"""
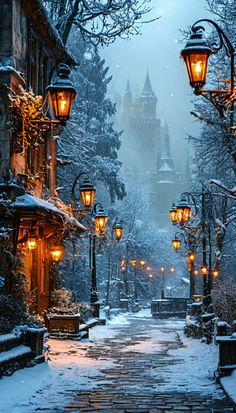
[113,222,124,241]
[169,203,178,224]
[172,239,181,251]
[170,266,175,273]
[193,268,199,276]
[130,260,137,268]
[46,64,76,121]
[94,207,108,234]
[160,266,165,273]
[188,252,196,263]
[50,246,64,262]
[201,265,208,276]
[139,259,146,267]
[180,30,212,89]
[176,196,191,223]
[80,177,96,209]
[192,294,202,302]
[27,231,37,250]
[212,268,219,278]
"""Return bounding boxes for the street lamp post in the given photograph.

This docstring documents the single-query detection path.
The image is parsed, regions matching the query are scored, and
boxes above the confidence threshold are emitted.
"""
[70,173,108,317]
[170,190,213,303]
[160,266,165,298]
[180,19,235,117]
[105,218,124,306]
[90,203,108,316]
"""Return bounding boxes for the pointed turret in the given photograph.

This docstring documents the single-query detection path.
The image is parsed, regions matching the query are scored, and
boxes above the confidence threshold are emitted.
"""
[123,79,133,114]
[141,71,155,97]
[139,70,157,118]
[157,122,176,182]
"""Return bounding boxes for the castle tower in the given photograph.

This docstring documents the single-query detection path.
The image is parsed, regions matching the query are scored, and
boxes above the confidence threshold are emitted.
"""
[123,71,161,178]
[138,70,157,118]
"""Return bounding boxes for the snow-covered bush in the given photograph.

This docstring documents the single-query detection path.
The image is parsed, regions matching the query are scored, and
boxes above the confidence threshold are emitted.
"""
[212,279,236,324]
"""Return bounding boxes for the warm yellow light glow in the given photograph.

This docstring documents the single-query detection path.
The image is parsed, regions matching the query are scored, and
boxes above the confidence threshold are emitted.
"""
[148,274,153,278]
[50,246,64,262]
[113,226,123,240]
[139,259,146,267]
[94,215,108,234]
[48,89,76,121]
[201,266,208,276]
[193,268,199,276]
[170,266,175,273]
[81,191,95,208]
[160,266,165,273]
[169,204,178,224]
[192,294,202,302]
[51,250,62,262]
[172,239,181,251]
[28,237,37,250]
[176,205,191,223]
[212,269,219,278]
[130,259,137,268]
[182,52,210,88]
[188,252,196,263]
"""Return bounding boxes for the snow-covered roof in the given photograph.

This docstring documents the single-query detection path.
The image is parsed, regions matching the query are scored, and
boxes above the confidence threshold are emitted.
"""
[21,0,76,65]
[12,194,86,232]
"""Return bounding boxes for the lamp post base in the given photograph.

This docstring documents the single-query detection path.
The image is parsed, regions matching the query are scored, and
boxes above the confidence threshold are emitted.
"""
[91,302,100,318]
[90,291,100,318]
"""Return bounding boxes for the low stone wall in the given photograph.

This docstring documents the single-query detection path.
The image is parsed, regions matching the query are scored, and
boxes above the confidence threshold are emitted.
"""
[151,298,188,318]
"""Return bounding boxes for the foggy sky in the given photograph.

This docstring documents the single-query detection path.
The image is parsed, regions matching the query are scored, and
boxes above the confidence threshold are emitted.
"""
[101,0,212,168]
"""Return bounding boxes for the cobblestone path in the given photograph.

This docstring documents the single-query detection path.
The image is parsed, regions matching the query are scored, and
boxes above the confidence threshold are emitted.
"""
[62,314,235,413]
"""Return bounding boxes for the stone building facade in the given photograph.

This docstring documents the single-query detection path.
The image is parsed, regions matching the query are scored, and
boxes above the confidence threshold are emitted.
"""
[0,0,84,315]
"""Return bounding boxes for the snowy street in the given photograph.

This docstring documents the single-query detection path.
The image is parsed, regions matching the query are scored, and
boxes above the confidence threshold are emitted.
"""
[0,309,235,412]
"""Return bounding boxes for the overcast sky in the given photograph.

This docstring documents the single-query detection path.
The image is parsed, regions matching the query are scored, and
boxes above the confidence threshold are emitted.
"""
[101,0,212,166]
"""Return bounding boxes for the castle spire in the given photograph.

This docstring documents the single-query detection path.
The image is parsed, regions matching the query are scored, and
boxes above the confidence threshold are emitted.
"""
[123,79,133,109]
[142,70,155,97]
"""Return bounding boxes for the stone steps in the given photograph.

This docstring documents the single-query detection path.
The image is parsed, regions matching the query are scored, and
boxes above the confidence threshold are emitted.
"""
[0,341,32,378]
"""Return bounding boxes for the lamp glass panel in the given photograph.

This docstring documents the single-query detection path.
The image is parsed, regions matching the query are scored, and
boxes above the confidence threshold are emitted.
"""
[80,190,95,208]
[95,215,108,233]
[114,227,123,240]
[182,206,191,222]
[169,209,177,223]
[189,252,195,262]
[184,53,209,88]
[48,89,75,121]
[51,250,62,262]
[172,239,181,250]
[201,266,208,275]
[28,237,37,250]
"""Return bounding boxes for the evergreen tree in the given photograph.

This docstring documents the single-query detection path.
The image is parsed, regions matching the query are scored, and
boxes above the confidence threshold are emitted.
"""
[58,38,125,203]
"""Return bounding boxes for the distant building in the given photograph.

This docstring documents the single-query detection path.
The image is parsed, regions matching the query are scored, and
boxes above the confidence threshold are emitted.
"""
[119,71,191,227]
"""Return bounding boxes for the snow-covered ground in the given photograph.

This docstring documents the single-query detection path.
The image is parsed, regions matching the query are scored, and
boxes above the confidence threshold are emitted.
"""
[0,309,235,412]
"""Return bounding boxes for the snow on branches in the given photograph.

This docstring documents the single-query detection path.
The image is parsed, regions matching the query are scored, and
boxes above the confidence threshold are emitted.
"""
[9,86,50,153]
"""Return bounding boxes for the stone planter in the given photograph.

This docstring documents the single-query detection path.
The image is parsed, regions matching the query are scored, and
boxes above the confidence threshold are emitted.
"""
[216,334,236,376]
[45,313,81,336]
[24,327,47,358]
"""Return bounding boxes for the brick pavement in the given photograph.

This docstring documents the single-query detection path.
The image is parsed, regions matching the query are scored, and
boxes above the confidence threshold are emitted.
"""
[62,315,236,413]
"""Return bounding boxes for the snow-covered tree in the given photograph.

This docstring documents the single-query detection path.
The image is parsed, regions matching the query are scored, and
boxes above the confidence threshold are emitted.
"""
[57,38,125,204]
[186,0,236,281]
[42,0,154,45]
